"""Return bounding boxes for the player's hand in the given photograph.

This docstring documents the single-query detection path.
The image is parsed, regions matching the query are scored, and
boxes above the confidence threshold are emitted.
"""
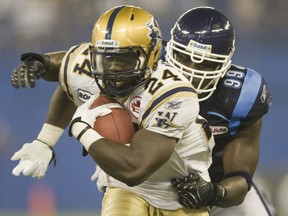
[11,53,49,88]
[172,173,227,208]
[69,94,111,137]
[69,94,111,150]
[10,140,55,180]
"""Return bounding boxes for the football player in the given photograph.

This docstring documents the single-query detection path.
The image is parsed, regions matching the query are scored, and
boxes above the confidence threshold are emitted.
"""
[11,5,216,216]
[165,7,274,216]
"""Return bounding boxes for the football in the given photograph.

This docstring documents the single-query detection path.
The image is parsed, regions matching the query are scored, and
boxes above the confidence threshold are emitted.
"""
[90,95,135,144]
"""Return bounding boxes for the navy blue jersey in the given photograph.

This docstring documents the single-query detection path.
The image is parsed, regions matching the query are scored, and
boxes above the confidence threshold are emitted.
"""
[200,64,272,182]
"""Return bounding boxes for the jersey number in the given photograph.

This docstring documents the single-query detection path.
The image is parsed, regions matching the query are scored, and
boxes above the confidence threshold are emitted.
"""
[223,70,245,89]
[145,69,181,94]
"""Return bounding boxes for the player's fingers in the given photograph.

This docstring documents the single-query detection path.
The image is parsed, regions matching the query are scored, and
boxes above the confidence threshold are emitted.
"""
[12,164,24,176]
[25,68,35,88]
[37,162,48,180]
[31,168,41,178]
[171,178,181,187]
[37,169,46,180]
[185,173,200,182]
[10,151,23,161]
[179,193,197,209]
[22,161,38,176]
[11,144,29,161]
[19,67,27,88]
[92,105,112,117]
[11,72,20,88]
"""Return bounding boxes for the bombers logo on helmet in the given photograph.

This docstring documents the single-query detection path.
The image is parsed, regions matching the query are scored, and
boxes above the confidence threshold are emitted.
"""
[146,18,162,48]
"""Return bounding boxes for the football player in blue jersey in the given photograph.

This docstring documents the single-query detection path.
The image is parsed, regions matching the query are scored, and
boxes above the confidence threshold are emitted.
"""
[165,6,274,216]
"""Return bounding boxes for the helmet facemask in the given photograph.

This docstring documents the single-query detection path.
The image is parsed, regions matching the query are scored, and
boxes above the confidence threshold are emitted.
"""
[90,44,150,98]
[167,39,234,101]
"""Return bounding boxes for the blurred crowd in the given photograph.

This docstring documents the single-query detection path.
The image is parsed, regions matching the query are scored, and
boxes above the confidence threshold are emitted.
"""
[1,0,287,51]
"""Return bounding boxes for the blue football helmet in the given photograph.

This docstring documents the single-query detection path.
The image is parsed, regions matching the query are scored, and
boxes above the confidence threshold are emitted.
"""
[167,7,235,101]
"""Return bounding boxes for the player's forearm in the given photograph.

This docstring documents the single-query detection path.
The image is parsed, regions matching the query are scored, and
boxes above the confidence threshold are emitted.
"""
[46,85,76,129]
[42,51,67,81]
[216,176,249,207]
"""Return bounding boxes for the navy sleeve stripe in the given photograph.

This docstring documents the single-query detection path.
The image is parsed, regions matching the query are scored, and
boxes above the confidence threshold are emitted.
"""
[142,86,196,121]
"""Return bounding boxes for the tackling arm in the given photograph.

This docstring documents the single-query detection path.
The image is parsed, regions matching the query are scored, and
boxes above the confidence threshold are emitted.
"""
[218,118,262,207]
[45,84,77,128]
[11,51,66,88]
[42,51,66,81]
[172,118,262,209]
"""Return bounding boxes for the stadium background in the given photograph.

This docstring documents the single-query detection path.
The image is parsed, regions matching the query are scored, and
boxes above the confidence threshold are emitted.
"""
[0,0,287,215]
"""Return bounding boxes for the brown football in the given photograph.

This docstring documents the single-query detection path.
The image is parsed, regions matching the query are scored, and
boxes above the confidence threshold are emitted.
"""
[90,95,135,144]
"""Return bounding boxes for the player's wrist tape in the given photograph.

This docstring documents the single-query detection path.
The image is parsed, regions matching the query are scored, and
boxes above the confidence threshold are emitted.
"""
[70,121,103,152]
[224,171,253,191]
[37,123,64,147]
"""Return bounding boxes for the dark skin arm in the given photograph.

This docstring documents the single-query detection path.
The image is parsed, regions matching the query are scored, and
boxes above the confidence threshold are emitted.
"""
[42,51,67,82]
[88,129,177,186]
[45,84,77,129]
[218,118,262,207]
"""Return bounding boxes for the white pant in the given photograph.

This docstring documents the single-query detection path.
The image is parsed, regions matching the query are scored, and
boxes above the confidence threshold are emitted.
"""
[209,185,275,216]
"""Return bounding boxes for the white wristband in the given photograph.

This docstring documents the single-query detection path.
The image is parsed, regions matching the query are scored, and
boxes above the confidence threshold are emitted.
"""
[79,128,103,152]
[37,123,64,147]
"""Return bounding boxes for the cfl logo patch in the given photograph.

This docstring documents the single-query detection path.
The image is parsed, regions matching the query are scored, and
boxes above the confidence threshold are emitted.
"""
[78,89,93,103]
[155,111,177,128]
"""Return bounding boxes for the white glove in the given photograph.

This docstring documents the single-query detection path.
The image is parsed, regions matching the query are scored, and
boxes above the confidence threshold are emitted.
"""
[11,123,63,180]
[11,140,55,180]
[69,95,112,151]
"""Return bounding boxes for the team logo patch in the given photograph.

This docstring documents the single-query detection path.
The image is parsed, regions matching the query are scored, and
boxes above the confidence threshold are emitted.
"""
[155,111,177,128]
[77,89,93,103]
[210,126,228,135]
[164,100,182,110]
[129,96,141,118]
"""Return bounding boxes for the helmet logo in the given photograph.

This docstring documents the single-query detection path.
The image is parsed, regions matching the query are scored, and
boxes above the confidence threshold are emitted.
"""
[96,40,119,48]
[188,40,212,53]
[147,19,162,48]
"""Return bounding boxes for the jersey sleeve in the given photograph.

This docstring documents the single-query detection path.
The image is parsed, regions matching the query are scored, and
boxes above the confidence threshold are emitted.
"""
[59,44,82,97]
[141,85,199,140]
[227,68,272,133]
